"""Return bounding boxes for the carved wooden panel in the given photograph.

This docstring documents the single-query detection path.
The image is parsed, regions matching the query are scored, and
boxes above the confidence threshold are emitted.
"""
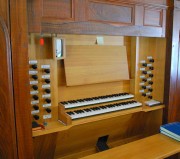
[42,0,74,20]
[87,0,134,25]
[144,7,163,27]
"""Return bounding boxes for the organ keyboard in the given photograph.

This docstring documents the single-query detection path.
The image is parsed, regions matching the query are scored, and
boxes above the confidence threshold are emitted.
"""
[61,93,134,108]
[66,100,142,119]
[59,93,142,125]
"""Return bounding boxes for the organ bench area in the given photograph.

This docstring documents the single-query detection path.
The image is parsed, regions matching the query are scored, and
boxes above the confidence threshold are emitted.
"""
[28,34,167,159]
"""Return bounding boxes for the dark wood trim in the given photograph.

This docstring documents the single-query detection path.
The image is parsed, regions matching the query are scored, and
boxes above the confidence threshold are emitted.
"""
[10,0,34,158]
[41,22,165,37]
[164,0,180,123]
[0,16,17,159]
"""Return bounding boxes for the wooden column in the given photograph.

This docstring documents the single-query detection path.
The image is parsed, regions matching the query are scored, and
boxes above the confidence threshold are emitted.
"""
[164,0,180,123]
[0,10,18,159]
[10,0,34,158]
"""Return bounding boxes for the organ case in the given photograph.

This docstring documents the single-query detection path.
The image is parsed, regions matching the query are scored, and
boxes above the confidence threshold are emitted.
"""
[28,34,166,159]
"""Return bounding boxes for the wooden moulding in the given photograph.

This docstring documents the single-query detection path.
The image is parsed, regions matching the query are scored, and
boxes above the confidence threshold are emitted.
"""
[58,103,72,125]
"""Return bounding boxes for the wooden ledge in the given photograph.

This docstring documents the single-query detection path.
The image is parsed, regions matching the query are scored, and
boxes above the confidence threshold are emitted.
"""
[80,134,180,159]
[32,105,165,137]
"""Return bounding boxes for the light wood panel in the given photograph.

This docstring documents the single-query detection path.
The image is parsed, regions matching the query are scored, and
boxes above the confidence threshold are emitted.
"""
[133,37,166,103]
[58,34,124,46]
[54,110,163,159]
[32,105,164,137]
[64,45,129,86]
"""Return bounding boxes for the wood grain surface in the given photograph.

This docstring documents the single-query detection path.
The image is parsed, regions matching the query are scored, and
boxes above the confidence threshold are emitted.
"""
[80,134,180,159]
[64,45,129,86]
[0,16,17,159]
[10,0,34,158]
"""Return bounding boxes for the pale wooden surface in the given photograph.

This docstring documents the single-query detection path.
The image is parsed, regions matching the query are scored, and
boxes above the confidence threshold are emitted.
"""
[33,105,164,137]
[80,134,180,159]
[64,45,129,86]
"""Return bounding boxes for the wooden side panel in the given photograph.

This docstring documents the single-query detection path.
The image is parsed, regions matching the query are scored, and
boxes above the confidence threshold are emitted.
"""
[87,1,134,25]
[0,16,17,159]
[10,0,34,158]
[33,133,58,159]
[164,2,180,123]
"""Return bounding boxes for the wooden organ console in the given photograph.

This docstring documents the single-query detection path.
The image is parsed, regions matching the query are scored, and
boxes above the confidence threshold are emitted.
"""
[28,34,166,159]
[23,0,173,159]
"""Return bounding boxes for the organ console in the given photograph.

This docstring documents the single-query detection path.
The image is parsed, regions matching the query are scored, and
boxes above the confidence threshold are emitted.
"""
[2,0,179,158]
[28,34,166,158]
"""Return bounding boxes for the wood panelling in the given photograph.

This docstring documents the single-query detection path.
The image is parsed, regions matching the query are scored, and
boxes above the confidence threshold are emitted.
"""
[33,133,58,159]
[42,0,74,21]
[27,0,42,32]
[64,45,129,86]
[164,1,180,123]
[54,110,162,159]
[0,16,17,159]
[87,1,134,25]
[144,7,163,27]
[27,0,167,37]
[0,1,9,29]
[10,0,33,158]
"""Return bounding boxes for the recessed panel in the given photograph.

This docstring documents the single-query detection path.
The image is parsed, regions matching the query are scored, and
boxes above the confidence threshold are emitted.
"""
[144,8,162,27]
[42,0,73,19]
[88,1,133,24]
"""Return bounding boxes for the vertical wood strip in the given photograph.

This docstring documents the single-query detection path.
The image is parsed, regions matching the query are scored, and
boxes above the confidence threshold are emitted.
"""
[10,0,34,158]
[0,15,17,159]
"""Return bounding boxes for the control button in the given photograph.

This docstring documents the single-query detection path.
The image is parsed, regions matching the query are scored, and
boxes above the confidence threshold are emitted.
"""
[142,93,146,97]
[148,96,153,99]
[148,88,153,92]
[142,71,147,75]
[32,95,39,100]
[33,115,39,120]
[32,75,38,80]
[149,67,154,70]
[45,98,51,103]
[45,79,50,84]
[149,59,154,63]
[45,89,51,94]
[142,78,147,82]
[142,86,146,89]
[33,105,39,110]
[142,63,147,67]
[45,108,51,113]
[148,81,153,85]
[149,74,154,78]
[44,69,50,74]
[32,64,37,69]
[32,85,38,90]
